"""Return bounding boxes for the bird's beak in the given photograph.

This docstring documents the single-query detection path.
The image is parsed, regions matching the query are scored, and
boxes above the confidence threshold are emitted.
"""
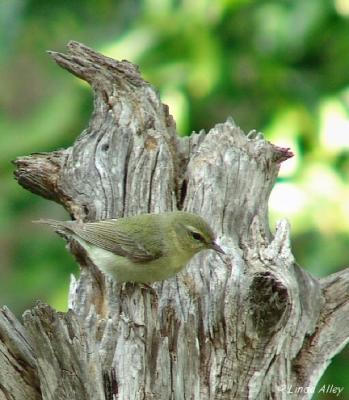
[211,241,225,255]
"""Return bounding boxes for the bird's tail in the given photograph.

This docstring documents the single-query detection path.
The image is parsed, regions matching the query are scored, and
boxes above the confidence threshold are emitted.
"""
[32,219,70,233]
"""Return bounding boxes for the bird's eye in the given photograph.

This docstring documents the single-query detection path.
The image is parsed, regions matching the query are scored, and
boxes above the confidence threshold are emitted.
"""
[191,231,205,242]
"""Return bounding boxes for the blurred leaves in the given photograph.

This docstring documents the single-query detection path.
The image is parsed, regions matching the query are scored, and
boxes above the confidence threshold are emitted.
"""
[0,1,348,396]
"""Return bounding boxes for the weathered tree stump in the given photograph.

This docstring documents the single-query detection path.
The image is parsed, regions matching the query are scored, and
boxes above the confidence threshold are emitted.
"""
[1,41,348,400]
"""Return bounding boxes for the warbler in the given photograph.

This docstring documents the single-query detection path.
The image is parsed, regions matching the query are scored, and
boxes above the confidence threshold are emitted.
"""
[35,211,225,283]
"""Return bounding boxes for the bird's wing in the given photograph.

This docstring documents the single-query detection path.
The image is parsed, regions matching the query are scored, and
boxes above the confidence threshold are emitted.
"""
[71,220,162,263]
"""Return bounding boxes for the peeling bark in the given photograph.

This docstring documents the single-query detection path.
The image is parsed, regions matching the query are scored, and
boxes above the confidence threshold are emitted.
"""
[1,41,348,400]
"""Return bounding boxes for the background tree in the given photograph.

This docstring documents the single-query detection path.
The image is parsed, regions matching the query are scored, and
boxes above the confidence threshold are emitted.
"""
[1,41,348,400]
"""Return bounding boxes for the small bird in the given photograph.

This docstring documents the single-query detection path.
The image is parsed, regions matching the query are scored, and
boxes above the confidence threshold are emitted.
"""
[35,211,225,283]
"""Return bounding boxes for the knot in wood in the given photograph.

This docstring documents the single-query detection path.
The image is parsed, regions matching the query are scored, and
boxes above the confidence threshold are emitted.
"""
[248,272,289,337]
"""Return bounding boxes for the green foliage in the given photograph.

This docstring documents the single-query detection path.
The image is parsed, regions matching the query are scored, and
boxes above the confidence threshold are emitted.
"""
[1,1,348,396]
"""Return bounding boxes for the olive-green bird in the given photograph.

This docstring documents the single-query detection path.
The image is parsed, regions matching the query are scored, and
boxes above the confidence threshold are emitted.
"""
[35,211,225,283]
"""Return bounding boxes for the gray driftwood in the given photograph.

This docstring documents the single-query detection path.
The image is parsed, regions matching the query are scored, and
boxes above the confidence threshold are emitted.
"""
[1,41,348,400]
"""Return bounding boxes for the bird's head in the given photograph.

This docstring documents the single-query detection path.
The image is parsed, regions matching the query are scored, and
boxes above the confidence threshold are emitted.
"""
[170,212,225,256]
